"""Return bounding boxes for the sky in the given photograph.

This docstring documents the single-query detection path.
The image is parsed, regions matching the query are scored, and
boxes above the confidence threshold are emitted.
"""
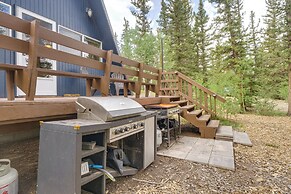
[103,0,267,41]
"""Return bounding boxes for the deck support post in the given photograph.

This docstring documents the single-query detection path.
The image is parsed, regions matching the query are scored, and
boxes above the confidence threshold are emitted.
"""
[6,70,15,101]
[101,50,112,96]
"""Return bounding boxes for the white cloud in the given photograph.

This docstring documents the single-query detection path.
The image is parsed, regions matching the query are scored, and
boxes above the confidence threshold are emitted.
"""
[243,0,266,28]
[103,0,136,40]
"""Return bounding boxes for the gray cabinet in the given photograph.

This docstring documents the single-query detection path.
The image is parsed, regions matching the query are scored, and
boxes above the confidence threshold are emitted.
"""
[37,120,107,194]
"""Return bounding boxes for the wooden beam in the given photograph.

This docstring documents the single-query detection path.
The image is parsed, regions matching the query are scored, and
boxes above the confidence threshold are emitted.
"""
[156,69,162,97]
[0,35,29,54]
[135,63,144,98]
[0,12,30,34]
[26,20,40,101]
[101,50,113,96]
[38,45,105,71]
[6,70,15,101]
[39,27,107,59]
[86,79,93,96]
[0,102,76,124]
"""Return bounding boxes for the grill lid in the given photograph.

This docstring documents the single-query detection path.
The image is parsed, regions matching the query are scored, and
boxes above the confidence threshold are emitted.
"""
[76,97,146,121]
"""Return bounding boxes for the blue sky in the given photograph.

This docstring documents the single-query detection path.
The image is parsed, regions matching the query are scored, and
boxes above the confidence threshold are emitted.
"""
[104,0,266,41]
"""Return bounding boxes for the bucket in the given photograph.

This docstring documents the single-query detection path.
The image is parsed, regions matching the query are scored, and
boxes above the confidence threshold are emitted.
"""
[157,129,162,147]
[0,159,18,194]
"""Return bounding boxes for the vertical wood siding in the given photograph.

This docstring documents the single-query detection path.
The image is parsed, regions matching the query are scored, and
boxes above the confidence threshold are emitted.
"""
[0,0,118,97]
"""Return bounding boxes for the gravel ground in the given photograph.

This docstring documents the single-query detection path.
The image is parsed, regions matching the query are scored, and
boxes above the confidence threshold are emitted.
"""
[0,114,290,194]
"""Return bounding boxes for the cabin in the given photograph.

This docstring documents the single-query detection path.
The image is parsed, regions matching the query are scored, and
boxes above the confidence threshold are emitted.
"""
[0,0,119,98]
[0,0,227,145]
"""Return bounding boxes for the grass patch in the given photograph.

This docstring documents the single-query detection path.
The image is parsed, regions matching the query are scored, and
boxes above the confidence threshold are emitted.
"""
[217,117,242,129]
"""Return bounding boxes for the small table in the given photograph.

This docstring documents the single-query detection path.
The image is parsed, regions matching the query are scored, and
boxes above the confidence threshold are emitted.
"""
[145,104,181,147]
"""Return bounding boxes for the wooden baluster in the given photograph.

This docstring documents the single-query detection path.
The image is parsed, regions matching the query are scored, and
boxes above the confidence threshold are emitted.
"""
[6,70,15,101]
[155,69,162,97]
[214,96,217,115]
[204,92,208,113]
[86,79,92,96]
[209,95,213,113]
[100,50,112,96]
[123,83,128,97]
[199,89,203,109]
[26,20,40,101]
[178,73,182,97]
[188,82,192,100]
[136,63,144,98]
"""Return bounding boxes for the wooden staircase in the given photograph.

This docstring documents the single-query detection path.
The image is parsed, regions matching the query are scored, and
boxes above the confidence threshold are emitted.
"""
[160,72,229,139]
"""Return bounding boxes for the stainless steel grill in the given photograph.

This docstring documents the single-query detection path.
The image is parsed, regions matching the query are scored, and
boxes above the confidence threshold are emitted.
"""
[76,96,146,121]
[76,96,147,142]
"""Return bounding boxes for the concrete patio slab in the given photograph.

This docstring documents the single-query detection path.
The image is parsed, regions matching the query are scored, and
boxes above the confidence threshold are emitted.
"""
[216,126,234,138]
[209,154,235,171]
[185,152,210,164]
[157,136,236,171]
[233,131,252,146]
[212,141,234,157]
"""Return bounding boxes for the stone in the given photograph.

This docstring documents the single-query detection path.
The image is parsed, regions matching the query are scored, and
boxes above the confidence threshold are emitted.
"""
[208,154,235,171]
[233,131,252,146]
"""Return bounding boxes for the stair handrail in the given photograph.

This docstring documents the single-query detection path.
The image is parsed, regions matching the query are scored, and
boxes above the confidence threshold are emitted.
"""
[160,71,226,116]
[176,72,226,103]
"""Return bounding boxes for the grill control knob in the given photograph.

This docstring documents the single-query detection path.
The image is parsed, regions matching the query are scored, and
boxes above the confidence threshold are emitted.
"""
[140,122,144,127]
[133,124,137,129]
[115,129,120,134]
[120,127,125,133]
[124,127,129,131]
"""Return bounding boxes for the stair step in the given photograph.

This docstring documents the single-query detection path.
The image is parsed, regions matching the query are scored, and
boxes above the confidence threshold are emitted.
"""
[161,95,180,101]
[216,126,233,138]
[170,100,188,106]
[198,114,211,122]
[207,120,220,128]
[188,109,203,117]
[180,105,195,110]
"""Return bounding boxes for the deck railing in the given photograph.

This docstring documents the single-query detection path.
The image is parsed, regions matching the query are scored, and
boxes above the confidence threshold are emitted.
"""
[0,12,161,101]
[0,12,225,116]
[160,72,226,116]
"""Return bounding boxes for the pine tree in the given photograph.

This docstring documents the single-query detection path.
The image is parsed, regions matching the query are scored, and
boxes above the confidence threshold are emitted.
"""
[193,0,211,84]
[121,18,135,59]
[157,0,194,75]
[130,0,151,36]
[284,0,291,115]
[247,11,262,96]
[210,0,250,111]
[157,0,169,33]
[261,0,287,99]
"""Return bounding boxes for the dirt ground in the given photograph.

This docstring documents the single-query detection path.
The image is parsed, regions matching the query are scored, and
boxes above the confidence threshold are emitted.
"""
[0,114,290,194]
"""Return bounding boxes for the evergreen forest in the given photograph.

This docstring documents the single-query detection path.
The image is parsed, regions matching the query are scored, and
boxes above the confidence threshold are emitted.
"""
[119,0,291,115]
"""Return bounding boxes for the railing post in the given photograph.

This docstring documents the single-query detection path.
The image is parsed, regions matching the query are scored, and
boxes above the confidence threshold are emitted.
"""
[101,50,112,96]
[6,70,15,100]
[86,79,92,96]
[26,20,40,101]
[123,83,128,97]
[187,82,192,100]
[178,72,182,97]
[155,69,162,97]
[204,92,208,113]
[136,63,144,98]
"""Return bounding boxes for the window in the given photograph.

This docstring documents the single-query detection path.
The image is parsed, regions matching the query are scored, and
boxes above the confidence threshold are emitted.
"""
[83,36,103,62]
[58,26,82,56]
[0,2,11,36]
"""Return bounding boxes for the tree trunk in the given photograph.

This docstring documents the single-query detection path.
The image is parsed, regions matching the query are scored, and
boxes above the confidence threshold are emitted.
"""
[288,0,291,116]
[288,64,291,115]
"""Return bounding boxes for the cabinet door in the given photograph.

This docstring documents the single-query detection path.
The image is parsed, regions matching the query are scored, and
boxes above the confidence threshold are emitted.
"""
[144,116,155,168]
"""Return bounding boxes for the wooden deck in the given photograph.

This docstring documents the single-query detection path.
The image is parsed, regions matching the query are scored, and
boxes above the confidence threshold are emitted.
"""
[0,96,175,125]
[0,97,77,125]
